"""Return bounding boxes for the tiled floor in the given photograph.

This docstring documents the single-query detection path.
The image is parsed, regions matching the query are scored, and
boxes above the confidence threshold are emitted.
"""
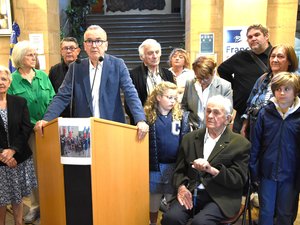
[4,198,300,224]
[5,197,39,225]
[155,199,300,225]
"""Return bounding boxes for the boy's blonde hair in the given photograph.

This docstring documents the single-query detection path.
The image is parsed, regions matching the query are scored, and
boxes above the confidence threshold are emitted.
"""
[144,81,182,124]
[271,72,300,96]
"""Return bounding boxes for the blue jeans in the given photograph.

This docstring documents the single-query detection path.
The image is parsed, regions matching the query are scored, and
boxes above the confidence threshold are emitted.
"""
[259,178,298,225]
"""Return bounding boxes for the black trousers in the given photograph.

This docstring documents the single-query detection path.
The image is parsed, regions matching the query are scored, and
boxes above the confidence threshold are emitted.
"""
[233,111,243,134]
[161,190,227,225]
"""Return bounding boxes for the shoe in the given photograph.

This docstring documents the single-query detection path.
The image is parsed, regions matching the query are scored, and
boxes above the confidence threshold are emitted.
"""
[6,205,13,214]
[24,208,40,224]
[159,197,169,213]
[251,192,259,208]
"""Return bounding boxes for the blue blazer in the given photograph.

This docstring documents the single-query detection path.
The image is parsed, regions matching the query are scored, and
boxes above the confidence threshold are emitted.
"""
[44,54,145,124]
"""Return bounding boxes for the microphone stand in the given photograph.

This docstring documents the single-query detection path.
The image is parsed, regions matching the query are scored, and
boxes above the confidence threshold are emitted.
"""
[192,187,198,218]
[70,58,81,117]
[191,164,203,218]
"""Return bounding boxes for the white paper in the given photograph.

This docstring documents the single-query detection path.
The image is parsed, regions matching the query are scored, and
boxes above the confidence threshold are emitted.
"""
[29,33,44,54]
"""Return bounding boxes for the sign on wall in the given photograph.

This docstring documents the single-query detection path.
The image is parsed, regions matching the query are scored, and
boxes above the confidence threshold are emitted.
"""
[223,26,250,60]
[200,33,214,54]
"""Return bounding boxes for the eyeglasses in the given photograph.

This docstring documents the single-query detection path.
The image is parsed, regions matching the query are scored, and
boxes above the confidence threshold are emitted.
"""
[61,46,77,51]
[163,95,178,101]
[84,39,106,46]
[196,76,211,82]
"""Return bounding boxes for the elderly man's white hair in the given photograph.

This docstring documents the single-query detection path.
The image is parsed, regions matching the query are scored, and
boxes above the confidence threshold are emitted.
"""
[138,39,161,58]
[207,95,233,116]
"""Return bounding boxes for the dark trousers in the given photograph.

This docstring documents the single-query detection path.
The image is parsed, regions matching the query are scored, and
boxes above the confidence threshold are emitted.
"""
[161,190,227,225]
[233,111,243,134]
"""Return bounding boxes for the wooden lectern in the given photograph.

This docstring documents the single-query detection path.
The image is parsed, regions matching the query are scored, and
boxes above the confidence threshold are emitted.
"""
[35,118,149,225]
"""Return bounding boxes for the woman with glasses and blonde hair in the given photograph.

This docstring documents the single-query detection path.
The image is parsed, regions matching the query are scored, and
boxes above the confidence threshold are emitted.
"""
[144,81,190,225]
[181,56,232,130]
[8,40,55,223]
[168,48,194,102]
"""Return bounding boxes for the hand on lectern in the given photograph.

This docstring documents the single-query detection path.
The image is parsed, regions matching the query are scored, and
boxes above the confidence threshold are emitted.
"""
[34,120,48,136]
[136,121,149,141]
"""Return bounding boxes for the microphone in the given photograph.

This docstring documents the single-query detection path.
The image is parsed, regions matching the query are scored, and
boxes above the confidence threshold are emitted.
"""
[89,56,104,115]
[70,58,81,117]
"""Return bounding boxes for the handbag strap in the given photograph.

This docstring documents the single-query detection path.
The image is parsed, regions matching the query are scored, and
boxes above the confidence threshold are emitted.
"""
[247,50,269,73]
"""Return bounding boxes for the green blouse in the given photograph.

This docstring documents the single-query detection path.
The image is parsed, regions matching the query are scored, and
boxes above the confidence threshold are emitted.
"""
[8,69,55,125]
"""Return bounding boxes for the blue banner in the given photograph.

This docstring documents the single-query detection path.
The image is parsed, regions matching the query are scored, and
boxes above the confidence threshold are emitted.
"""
[8,22,20,73]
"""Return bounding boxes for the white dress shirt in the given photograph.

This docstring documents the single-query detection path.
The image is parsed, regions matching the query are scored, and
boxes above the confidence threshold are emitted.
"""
[198,127,225,189]
[89,60,103,118]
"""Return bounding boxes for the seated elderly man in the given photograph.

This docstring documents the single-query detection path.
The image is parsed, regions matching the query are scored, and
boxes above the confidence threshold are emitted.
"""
[161,95,250,225]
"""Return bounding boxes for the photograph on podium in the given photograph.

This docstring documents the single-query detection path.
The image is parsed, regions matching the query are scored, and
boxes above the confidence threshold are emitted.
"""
[58,118,91,165]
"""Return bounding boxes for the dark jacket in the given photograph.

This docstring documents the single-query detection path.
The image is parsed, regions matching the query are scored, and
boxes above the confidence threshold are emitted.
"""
[49,61,71,117]
[0,94,33,166]
[173,127,250,218]
[217,45,272,114]
[49,61,69,93]
[250,101,300,183]
[125,63,175,124]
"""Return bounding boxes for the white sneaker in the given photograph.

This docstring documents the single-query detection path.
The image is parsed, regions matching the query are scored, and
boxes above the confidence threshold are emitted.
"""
[24,208,40,224]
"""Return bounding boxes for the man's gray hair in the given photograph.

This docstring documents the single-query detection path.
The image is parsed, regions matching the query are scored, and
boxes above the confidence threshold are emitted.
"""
[138,39,161,58]
[207,95,233,115]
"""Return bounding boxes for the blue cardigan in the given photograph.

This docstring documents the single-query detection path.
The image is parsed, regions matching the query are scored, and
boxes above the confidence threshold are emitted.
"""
[149,111,190,171]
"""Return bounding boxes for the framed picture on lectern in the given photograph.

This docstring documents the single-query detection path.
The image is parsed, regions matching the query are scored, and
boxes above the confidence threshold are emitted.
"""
[58,118,92,165]
[0,0,12,36]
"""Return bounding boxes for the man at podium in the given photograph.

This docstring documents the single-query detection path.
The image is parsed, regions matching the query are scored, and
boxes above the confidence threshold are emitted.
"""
[34,25,149,140]
[33,25,149,225]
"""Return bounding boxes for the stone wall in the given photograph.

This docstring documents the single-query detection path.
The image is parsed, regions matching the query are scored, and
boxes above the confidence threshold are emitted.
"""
[0,0,61,73]
[185,0,298,66]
